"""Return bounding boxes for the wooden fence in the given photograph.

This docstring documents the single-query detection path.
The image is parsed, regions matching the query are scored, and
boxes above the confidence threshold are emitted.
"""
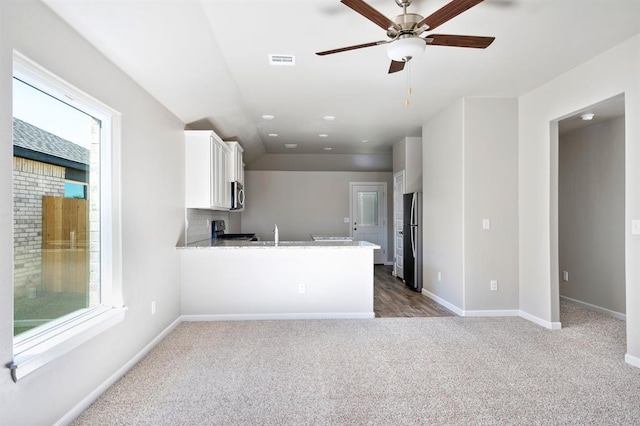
[42,196,88,294]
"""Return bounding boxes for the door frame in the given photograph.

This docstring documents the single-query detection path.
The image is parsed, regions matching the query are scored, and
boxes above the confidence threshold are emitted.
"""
[349,182,388,264]
[393,171,405,277]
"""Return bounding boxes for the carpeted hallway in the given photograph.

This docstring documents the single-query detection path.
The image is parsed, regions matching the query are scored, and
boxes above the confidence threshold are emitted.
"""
[71,300,640,425]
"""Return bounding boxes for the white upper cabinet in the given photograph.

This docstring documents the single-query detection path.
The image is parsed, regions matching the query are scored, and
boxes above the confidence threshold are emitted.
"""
[225,141,244,185]
[185,130,231,210]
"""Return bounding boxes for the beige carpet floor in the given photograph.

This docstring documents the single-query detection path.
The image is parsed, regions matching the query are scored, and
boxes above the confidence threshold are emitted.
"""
[72,300,640,425]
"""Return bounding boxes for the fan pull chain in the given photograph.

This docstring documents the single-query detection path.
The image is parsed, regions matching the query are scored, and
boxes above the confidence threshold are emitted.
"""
[405,60,412,107]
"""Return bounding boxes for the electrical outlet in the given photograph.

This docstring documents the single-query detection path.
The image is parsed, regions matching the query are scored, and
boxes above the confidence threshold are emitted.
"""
[151,300,156,315]
[482,219,491,230]
[437,272,442,282]
[563,271,569,282]
[298,283,306,294]
[490,280,498,291]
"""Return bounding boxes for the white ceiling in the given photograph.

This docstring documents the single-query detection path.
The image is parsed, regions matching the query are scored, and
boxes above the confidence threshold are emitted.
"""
[42,0,640,165]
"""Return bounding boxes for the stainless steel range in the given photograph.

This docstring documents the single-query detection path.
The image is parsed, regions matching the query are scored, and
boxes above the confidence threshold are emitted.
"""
[212,220,257,241]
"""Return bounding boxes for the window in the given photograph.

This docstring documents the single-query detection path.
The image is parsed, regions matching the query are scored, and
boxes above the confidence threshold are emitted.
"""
[10,52,124,382]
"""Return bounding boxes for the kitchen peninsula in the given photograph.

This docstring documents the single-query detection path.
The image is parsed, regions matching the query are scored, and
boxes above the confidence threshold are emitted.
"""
[178,239,380,320]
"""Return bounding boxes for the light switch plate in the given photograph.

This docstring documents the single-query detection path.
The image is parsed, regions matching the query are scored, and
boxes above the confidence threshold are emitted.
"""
[633,220,640,235]
[344,217,350,223]
[482,219,491,230]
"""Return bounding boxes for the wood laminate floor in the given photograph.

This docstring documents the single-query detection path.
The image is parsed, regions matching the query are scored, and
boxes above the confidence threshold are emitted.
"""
[374,265,456,318]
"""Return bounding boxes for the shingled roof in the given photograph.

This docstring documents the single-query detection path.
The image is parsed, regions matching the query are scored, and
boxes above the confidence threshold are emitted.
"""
[13,117,89,165]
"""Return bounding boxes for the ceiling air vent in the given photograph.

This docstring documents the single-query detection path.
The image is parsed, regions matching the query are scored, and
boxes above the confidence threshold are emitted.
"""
[269,54,295,66]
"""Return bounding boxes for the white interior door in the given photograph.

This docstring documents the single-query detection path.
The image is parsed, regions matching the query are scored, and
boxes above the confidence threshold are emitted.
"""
[393,172,405,278]
[350,183,387,264]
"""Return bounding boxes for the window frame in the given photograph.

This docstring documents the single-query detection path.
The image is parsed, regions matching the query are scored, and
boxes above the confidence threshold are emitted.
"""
[9,51,125,382]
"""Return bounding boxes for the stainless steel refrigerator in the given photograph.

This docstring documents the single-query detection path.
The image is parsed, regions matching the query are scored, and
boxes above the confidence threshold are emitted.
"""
[403,192,423,292]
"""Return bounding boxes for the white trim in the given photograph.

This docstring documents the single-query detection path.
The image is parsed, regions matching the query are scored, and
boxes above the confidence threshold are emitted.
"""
[518,310,562,330]
[422,289,464,316]
[182,312,375,321]
[349,181,389,264]
[384,261,394,266]
[53,317,181,426]
[625,353,640,369]
[11,51,124,380]
[463,310,520,317]
[11,308,127,382]
[560,296,626,321]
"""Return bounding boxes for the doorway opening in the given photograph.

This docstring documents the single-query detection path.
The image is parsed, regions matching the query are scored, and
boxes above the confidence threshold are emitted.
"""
[554,94,626,333]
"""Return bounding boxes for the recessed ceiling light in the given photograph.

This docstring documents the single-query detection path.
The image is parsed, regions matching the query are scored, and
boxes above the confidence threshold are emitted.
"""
[324,147,333,151]
[323,115,336,121]
[262,114,275,120]
[284,143,297,149]
[318,133,329,138]
[580,113,595,121]
[268,133,278,137]
[361,139,369,143]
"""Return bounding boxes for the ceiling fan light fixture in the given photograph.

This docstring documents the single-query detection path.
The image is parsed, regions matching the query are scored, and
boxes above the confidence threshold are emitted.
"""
[386,37,425,62]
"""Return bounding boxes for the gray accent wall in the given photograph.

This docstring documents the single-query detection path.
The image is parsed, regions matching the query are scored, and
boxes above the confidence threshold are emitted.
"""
[422,98,519,312]
[0,1,185,424]
[241,170,394,263]
[559,116,625,314]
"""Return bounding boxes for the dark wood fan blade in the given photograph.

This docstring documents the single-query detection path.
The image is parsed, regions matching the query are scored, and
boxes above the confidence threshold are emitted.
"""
[426,34,495,48]
[316,40,386,56]
[388,60,405,74]
[417,0,485,31]
[341,0,401,31]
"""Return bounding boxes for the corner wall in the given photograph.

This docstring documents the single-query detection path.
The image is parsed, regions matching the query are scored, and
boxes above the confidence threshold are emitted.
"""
[0,1,185,424]
[519,35,640,361]
[422,98,519,313]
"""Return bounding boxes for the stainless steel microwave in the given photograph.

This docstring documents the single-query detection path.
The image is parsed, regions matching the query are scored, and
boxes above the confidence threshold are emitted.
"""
[231,181,244,210]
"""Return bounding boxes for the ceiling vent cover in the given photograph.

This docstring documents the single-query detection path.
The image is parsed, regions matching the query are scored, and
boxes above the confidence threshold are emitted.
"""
[269,54,295,66]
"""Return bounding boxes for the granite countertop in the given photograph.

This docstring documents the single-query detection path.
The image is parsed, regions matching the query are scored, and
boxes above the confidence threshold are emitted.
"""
[177,239,380,250]
[310,234,353,241]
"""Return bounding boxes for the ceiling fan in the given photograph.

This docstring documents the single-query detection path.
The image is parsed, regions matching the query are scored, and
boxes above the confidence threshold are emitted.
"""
[316,0,495,74]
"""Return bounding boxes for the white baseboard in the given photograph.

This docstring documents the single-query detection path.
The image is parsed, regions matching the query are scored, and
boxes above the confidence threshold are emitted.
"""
[54,317,181,426]
[464,309,520,317]
[560,296,626,321]
[421,289,464,316]
[518,310,562,330]
[421,290,521,318]
[625,353,640,369]
[181,312,375,321]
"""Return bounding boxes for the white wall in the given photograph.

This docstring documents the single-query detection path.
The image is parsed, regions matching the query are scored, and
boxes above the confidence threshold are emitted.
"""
[422,98,519,313]
[247,153,392,172]
[241,171,394,262]
[519,35,640,361]
[559,117,625,314]
[0,1,185,424]
[463,98,519,311]
[422,100,465,308]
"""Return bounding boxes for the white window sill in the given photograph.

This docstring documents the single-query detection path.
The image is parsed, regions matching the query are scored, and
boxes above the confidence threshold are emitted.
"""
[9,306,127,382]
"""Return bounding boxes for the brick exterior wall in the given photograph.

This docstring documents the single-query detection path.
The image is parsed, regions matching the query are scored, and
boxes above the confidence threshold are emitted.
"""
[13,157,65,297]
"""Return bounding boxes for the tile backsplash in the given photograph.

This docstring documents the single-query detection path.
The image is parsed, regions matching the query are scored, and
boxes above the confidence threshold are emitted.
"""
[185,209,230,244]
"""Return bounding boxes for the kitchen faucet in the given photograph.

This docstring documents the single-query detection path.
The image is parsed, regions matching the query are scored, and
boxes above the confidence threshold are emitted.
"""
[273,224,279,246]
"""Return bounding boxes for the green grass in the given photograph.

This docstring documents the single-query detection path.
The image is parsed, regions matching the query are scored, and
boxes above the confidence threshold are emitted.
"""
[14,291,87,336]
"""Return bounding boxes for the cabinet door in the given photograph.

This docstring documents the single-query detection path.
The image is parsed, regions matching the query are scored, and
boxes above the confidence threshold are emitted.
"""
[211,137,231,210]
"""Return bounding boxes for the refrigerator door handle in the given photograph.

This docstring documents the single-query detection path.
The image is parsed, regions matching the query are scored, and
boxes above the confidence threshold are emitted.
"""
[411,225,416,258]
[410,193,416,225]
